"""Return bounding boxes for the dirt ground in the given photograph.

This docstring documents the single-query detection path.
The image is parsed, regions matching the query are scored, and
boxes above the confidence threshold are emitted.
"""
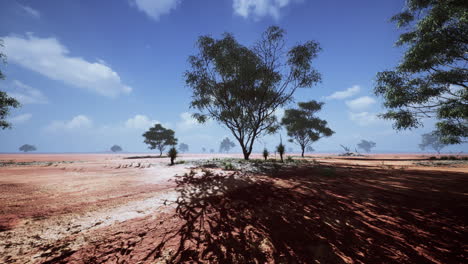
[0,153,466,263]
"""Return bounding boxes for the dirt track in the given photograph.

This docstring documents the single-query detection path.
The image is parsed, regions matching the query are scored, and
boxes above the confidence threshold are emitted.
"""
[0,154,467,263]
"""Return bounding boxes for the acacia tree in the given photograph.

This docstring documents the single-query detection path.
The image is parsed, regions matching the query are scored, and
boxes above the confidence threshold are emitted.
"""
[142,124,178,156]
[110,145,122,152]
[282,101,334,157]
[357,140,376,153]
[19,144,36,152]
[186,26,321,160]
[219,137,235,153]
[374,0,467,144]
[202,147,206,153]
[419,132,447,154]
[1,40,20,129]
[179,143,189,153]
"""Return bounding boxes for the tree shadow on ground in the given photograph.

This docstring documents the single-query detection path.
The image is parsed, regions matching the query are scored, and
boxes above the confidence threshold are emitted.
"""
[145,165,467,263]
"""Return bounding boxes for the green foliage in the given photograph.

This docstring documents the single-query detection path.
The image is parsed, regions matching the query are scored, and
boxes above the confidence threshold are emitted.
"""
[375,0,468,144]
[168,147,178,165]
[0,40,20,130]
[223,162,235,170]
[276,142,285,162]
[186,26,322,160]
[143,124,178,156]
[19,144,36,152]
[179,143,189,153]
[263,148,269,160]
[110,145,122,152]
[282,100,334,157]
[357,140,376,153]
[286,156,294,163]
[219,137,235,153]
[419,132,447,154]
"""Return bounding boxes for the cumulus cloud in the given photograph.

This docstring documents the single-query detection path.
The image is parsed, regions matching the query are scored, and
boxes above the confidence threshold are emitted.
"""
[325,85,361,100]
[124,114,160,130]
[349,112,382,126]
[20,4,40,18]
[233,0,301,20]
[2,34,132,97]
[6,80,48,104]
[45,115,93,132]
[345,96,376,111]
[177,112,201,131]
[130,0,180,20]
[9,113,32,124]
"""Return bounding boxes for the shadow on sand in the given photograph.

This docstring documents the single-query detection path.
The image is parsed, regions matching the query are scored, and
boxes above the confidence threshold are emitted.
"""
[144,165,467,263]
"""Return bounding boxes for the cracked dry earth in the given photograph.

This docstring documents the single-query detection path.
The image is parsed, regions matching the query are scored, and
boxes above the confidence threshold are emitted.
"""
[0,154,467,264]
[0,154,188,263]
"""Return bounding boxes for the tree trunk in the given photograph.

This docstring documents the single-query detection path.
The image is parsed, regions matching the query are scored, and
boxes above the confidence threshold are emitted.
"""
[301,147,305,157]
[242,150,250,160]
[280,153,283,163]
[170,157,174,165]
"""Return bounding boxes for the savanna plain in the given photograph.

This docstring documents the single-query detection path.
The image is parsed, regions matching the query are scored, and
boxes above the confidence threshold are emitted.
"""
[0,153,466,264]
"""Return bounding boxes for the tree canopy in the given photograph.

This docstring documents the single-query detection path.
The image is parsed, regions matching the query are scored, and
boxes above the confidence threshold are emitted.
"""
[186,26,321,160]
[19,144,36,152]
[419,132,447,154]
[142,124,178,156]
[1,40,20,130]
[179,143,189,153]
[219,137,235,153]
[374,0,467,144]
[281,100,334,157]
[357,140,376,153]
[110,145,122,152]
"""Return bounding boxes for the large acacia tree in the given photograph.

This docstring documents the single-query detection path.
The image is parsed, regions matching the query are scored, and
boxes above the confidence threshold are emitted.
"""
[281,100,334,157]
[142,124,178,157]
[374,0,467,144]
[186,26,321,160]
[1,40,20,129]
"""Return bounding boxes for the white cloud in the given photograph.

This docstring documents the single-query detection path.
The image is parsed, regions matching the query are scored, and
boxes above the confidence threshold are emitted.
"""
[349,112,382,126]
[325,85,361,100]
[131,0,180,20]
[233,0,301,20]
[7,80,48,104]
[124,115,160,130]
[9,113,32,124]
[2,34,132,97]
[20,5,40,18]
[345,96,376,111]
[177,112,200,131]
[45,115,93,132]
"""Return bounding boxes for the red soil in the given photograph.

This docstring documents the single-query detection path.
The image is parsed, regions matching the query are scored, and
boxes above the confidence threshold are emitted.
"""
[0,154,466,263]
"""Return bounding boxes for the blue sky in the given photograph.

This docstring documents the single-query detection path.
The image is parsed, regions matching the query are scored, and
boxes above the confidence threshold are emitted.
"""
[0,0,466,153]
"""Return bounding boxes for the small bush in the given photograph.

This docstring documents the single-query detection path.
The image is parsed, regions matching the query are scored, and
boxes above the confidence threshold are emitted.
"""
[224,162,235,170]
[263,148,269,161]
[440,156,449,160]
[168,147,178,165]
[286,156,294,163]
[448,155,458,160]
[429,156,437,160]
